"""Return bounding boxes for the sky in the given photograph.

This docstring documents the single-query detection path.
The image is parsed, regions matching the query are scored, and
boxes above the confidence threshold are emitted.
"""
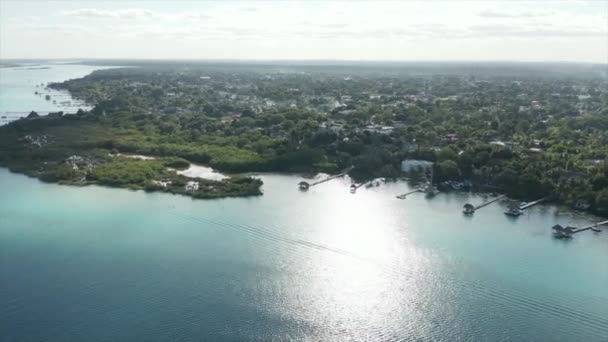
[1,0,607,63]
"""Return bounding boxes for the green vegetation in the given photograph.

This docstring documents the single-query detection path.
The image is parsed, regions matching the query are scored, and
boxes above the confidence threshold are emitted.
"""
[1,62,607,213]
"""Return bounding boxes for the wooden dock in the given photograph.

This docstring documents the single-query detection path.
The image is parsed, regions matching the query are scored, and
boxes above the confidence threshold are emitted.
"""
[299,166,354,190]
[463,194,506,214]
[475,194,506,210]
[552,219,607,238]
[520,197,547,210]
[310,166,353,186]
[572,220,608,234]
[396,188,423,199]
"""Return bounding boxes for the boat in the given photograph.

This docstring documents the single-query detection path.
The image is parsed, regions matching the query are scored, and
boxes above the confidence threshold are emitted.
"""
[350,184,357,193]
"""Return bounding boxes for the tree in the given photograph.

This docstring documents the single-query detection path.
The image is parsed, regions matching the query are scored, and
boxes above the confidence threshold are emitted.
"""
[434,160,460,182]
[596,189,608,213]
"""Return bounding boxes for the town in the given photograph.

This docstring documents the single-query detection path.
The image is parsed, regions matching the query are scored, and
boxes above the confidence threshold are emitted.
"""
[1,62,607,215]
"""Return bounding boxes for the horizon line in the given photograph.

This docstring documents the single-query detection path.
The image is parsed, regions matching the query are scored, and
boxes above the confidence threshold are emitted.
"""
[1,57,606,65]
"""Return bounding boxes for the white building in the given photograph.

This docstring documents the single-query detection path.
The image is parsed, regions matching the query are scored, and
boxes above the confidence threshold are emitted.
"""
[185,181,200,192]
[401,160,434,173]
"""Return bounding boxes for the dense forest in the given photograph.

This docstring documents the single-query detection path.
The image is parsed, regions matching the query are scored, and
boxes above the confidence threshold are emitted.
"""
[1,62,607,212]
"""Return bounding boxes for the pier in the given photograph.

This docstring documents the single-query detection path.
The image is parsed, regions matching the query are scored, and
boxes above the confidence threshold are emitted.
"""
[520,197,547,210]
[463,194,506,214]
[396,188,423,199]
[552,220,608,238]
[505,197,548,217]
[298,166,354,190]
[572,220,608,234]
[351,178,385,193]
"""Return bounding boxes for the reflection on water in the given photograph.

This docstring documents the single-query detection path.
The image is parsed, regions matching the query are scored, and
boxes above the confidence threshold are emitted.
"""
[0,169,607,341]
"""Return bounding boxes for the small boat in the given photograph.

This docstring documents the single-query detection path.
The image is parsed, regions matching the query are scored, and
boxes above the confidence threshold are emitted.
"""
[350,184,357,193]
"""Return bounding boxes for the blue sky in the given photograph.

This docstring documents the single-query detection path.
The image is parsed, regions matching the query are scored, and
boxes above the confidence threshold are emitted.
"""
[1,1,606,62]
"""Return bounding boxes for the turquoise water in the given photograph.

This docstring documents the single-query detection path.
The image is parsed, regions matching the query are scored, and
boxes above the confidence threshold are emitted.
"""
[1,169,607,341]
[0,64,112,124]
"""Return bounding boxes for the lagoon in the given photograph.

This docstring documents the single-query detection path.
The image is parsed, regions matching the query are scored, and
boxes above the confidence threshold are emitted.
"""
[0,63,113,124]
[1,168,607,341]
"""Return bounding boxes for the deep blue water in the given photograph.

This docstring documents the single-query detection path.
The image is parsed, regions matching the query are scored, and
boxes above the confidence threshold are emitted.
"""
[1,168,607,341]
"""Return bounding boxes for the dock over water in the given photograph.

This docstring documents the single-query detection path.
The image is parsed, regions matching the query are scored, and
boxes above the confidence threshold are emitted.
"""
[396,188,423,199]
[572,220,608,234]
[298,166,354,190]
[463,194,506,214]
[520,198,547,210]
[552,219,608,238]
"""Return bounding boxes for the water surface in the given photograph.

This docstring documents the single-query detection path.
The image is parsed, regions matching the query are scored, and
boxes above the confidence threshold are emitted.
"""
[1,169,607,341]
[0,63,113,124]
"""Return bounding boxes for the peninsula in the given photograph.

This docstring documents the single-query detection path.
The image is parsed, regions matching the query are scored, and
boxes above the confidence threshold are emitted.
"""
[1,61,607,211]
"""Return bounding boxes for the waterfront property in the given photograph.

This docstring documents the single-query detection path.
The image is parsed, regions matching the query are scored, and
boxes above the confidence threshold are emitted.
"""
[553,220,608,239]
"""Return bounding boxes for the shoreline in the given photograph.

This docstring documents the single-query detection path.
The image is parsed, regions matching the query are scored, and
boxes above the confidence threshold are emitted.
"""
[2,165,605,222]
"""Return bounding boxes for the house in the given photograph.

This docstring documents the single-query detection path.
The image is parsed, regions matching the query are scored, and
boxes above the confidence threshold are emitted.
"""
[185,181,199,192]
[401,160,434,173]
[153,180,171,188]
[444,133,458,143]
[552,224,575,238]
[531,101,542,109]
[574,199,591,211]
[463,203,475,215]
[298,181,310,191]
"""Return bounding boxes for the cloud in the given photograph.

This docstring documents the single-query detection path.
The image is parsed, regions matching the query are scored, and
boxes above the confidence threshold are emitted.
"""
[467,23,606,38]
[61,8,154,20]
[180,13,212,21]
[478,9,554,18]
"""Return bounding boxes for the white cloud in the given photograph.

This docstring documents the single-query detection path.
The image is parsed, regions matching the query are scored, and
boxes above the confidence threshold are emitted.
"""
[478,9,555,18]
[2,1,606,62]
[61,8,154,20]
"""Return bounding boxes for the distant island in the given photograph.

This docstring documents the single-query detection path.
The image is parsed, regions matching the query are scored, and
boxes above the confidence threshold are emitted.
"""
[0,62,607,211]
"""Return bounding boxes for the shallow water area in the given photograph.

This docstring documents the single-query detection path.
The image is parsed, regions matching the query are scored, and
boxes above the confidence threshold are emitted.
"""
[0,63,116,125]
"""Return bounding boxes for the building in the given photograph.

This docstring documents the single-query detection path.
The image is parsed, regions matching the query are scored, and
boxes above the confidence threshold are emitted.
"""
[552,224,575,238]
[401,160,434,173]
[185,181,199,192]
